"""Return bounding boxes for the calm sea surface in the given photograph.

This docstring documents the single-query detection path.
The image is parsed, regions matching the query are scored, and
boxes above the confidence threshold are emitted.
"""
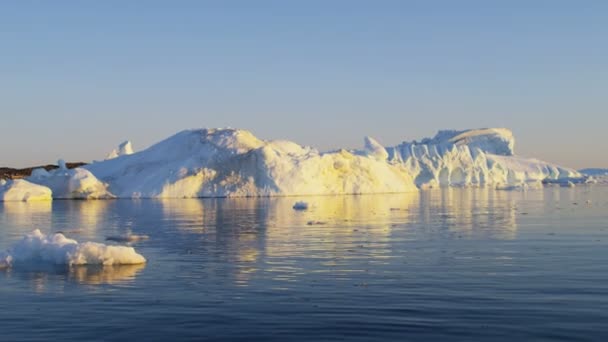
[1,187,607,341]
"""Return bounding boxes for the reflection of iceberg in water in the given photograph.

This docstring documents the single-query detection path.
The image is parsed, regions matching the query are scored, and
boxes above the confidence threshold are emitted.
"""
[263,194,418,259]
[68,264,146,285]
[160,199,208,234]
[1,264,145,292]
[1,201,52,229]
[54,200,110,239]
[157,190,518,286]
[418,188,518,240]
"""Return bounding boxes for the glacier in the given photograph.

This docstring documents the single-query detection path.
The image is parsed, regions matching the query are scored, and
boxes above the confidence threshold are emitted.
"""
[1,127,585,200]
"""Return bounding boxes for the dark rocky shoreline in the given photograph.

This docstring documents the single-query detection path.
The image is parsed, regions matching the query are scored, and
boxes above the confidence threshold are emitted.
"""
[0,163,86,180]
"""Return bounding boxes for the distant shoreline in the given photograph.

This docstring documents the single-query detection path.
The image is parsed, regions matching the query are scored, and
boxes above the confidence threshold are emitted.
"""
[0,163,86,180]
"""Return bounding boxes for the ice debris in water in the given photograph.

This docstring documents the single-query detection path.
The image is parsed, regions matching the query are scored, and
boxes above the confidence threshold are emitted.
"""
[0,229,146,269]
[106,231,150,243]
[293,201,309,210]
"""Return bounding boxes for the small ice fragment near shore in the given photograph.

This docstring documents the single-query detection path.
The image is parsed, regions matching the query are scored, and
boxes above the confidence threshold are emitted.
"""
[293,201,309,210]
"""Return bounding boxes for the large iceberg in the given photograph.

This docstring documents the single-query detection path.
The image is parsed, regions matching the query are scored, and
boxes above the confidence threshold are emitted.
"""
[86,129,418,198]
[10,127,584,199]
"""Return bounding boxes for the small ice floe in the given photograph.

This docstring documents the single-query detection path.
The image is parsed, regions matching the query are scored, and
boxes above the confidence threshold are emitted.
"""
[106,231,149,243]
[293,201,309,211]
[562,181,576,188]
[496,183,527,191]
[307,221,327,226]
[0,229,146,269]
[55,229,84,235]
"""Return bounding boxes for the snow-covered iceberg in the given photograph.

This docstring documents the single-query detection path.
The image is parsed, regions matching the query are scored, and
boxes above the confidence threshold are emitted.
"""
[0,179,52,202]
[385,128,582,188]
[0,229,146,268]
[26,161,113,199]
[86,129,418,198]
[11,127,583,199]
[79,127,584,198]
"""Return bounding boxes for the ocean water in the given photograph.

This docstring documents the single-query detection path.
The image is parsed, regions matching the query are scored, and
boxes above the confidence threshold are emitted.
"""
[1,187,607,341]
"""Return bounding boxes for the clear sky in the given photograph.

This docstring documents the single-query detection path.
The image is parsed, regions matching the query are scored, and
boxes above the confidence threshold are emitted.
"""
[1,0,606,169]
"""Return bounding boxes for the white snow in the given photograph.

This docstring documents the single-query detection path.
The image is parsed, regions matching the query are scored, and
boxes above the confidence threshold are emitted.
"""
[105,140,134,160]
[0,229,146,268]
[0,179,52,202]
[27,162,113,199]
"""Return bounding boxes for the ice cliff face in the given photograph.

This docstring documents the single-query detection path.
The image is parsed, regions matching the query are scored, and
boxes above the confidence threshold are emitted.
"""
[384,128,580,188]
[0,179,52,201]
[85,129,418,198]
[1,127,584,200]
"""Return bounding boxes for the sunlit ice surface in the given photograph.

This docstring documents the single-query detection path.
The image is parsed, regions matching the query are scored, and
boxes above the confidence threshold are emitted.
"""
[1,187,607,341]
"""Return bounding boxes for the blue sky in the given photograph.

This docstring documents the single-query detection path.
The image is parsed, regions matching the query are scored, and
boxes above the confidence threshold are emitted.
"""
[1,1,606,168]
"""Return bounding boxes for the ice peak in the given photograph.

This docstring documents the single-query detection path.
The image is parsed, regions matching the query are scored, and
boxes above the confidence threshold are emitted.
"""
[364,136,389,160]
[105,140,134,160]
[198,128,264,153]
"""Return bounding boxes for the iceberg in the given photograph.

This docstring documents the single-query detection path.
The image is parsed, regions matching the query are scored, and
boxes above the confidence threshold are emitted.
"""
[11,127,584,199]
[27,161,113,199]
[85,128,418,198]
[0,179,52,202]
[0,229,146,268]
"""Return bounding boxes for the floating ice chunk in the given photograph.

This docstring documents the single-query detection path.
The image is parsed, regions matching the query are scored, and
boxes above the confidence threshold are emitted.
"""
[0,179,52,202]
[495,181,543,191]
[0,229,146,268]
[293,201,309,210]
[106,231,149,243]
